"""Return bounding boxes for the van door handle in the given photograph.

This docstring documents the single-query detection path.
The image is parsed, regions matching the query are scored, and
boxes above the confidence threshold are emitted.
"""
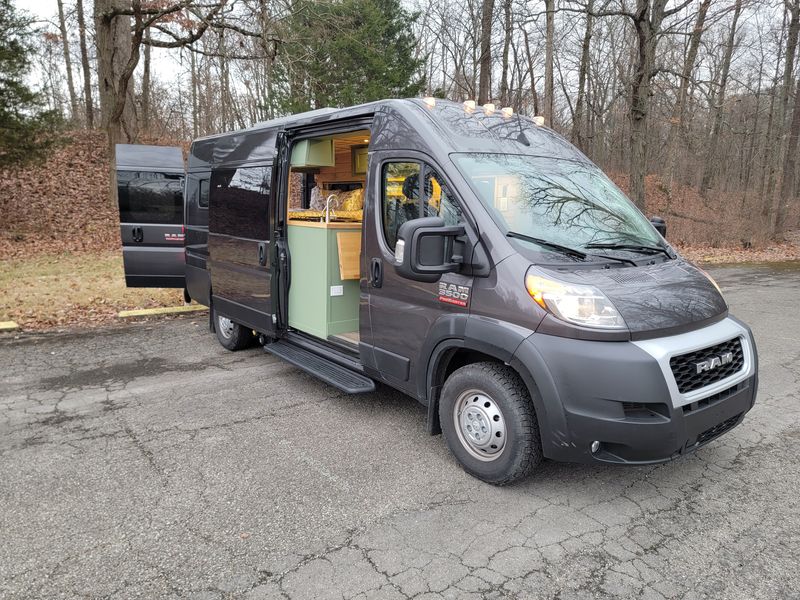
[132,227,143,243]
[371,257,383,288]
[258,242,267,266]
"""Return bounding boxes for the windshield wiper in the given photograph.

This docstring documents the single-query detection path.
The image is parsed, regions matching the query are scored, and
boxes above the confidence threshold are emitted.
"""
[507,231,587,260]
[585,242,673,258]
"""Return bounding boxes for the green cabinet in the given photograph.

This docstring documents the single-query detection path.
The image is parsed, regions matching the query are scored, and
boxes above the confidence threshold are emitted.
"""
[287,222,360,340]
[290,139,334,168]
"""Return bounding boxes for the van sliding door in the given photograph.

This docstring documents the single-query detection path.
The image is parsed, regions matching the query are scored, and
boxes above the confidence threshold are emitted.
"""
[208,164,274,333]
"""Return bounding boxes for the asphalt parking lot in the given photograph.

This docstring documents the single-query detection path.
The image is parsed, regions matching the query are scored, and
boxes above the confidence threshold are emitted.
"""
[1,264,799,599]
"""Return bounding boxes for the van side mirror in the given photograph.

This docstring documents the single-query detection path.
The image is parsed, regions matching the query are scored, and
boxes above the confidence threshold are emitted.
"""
[394,217,465,283]
[650,216,667,238]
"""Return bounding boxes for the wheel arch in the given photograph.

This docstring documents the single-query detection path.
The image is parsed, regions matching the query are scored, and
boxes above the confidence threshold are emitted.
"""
[421,316,557,447]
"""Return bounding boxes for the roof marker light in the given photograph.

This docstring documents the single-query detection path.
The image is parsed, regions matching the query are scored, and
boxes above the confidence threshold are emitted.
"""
[532,115,545,126]
[422,96,436,108]
[484,103,496,115]
[464,100,476,112]
[501,107,513,118]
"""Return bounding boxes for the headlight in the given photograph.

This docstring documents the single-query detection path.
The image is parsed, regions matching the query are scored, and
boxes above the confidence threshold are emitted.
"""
[525,270,626,329]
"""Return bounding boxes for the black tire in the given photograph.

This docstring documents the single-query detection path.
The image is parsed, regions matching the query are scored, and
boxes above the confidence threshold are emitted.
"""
[439,362,542,485]
[213,307,252,351]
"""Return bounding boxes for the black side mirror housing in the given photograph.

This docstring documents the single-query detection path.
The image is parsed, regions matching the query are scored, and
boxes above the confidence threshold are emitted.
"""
[394,217,465,283]
[650,216,667,238]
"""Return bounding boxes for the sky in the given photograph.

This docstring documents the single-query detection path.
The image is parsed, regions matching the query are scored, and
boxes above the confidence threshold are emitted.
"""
[14,0,181,85]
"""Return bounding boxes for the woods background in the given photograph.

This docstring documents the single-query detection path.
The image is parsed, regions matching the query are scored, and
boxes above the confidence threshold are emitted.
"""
[6,0,800,249]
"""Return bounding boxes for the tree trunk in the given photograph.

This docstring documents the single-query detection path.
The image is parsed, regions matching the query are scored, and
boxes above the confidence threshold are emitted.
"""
[665,0,712,190]
[57,0,79,121]
[95,0,142,208]
[76,0,93,127]
[777,76,800,235]
[700,0,742,196]
[499,0,512,106]
[571,0,593,151]
[543,0,555,125]
[141,26,151,134]
[477,0,495,104]
[522,27,540,115]
[765,1,800,215]
[628,1,662,211]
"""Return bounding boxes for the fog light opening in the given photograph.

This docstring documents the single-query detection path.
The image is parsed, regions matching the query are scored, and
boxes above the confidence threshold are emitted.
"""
[590,440,601,454]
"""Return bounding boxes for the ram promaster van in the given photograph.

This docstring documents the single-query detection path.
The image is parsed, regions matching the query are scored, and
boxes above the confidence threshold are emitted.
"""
[115,99,758,485]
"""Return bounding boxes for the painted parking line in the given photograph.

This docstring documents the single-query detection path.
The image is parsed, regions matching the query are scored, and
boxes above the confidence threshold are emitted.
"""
[0,321,19,332]
[118,305,208,318]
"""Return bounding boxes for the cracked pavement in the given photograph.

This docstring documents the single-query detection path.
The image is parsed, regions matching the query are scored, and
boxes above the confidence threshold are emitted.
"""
[1,264,799,599]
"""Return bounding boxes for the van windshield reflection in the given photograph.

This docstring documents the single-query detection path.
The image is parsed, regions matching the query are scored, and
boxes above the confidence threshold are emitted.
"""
[451,153,664,257]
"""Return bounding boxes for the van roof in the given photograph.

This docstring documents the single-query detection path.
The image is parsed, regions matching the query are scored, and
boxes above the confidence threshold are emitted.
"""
[187,98,587,170]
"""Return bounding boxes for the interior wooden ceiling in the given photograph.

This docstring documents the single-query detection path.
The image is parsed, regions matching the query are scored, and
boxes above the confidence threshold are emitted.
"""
[331,130,370,148]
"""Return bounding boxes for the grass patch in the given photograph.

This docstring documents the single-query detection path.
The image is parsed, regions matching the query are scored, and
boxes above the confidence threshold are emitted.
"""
[0,251,186,330]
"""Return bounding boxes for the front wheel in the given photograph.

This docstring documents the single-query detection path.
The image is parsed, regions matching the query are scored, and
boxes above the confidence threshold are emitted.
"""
[213,307,252,351]
[439,362,542,485]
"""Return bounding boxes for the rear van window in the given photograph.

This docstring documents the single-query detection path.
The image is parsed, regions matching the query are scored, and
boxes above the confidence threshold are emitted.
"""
[117,170,184,224]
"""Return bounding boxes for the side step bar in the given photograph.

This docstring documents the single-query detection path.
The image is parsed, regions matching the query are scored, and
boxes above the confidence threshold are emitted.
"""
[264,340,376,394]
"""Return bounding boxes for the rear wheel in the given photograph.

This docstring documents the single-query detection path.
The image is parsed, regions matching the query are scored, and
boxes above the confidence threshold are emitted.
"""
[214,307,252,351]
[439,362,542,485]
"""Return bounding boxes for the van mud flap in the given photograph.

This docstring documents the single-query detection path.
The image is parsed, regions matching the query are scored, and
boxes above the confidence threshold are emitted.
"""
[264,340,375,394]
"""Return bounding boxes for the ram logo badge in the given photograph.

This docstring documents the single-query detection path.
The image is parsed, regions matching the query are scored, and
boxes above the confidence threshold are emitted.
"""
[694,351,734,374]
[438,282,470,307]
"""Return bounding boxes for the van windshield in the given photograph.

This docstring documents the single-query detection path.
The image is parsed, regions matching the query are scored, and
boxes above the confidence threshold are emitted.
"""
[451,153,663,254]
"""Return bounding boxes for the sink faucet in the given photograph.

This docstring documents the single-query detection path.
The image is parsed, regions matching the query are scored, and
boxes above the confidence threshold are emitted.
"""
[325,194,337,223]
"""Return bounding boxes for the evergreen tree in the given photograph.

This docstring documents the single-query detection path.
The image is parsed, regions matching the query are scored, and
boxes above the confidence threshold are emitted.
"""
[279,0,425,113]
[0,0,61,169]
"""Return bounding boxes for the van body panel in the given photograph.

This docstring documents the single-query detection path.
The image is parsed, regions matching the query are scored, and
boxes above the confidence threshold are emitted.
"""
[115,144,185,288]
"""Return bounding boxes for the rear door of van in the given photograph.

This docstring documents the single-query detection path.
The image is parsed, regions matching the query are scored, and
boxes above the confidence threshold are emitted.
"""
[115,144,186,288]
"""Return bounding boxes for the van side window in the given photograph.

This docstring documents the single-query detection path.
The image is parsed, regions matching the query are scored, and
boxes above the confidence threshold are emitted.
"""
[382,162,421,250]
[198,179,209,209]
[381,162,463,250]
[117,170,184,224]
[209,166,272,240]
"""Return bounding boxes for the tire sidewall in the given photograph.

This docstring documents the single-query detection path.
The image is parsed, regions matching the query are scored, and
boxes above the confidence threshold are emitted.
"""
[440,364,538,484]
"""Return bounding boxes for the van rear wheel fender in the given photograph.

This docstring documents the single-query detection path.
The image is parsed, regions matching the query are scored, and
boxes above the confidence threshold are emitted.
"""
[439,361,542,485]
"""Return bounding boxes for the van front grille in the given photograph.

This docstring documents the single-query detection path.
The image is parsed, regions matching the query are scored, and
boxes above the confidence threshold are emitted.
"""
[669,337,744,394]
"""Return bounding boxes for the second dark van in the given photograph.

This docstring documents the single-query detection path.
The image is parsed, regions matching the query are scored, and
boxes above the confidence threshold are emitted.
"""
[119,99,758,485]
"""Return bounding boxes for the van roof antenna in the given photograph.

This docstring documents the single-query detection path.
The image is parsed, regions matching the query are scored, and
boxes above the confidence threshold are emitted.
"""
[516,112,530,146]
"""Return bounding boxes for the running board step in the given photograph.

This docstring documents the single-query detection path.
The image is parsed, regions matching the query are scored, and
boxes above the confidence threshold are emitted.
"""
[264,340,375,394]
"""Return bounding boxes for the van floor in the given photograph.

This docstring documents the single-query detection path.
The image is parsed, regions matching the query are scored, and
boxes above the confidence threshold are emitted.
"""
[329,331,360,349]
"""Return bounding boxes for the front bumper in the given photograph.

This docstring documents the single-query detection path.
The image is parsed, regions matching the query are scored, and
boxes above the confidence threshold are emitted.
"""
[512,316,758,465]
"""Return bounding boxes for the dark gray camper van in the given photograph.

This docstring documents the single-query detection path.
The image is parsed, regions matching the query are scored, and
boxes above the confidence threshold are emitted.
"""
[115,144,185,288]
[133,99,758,484]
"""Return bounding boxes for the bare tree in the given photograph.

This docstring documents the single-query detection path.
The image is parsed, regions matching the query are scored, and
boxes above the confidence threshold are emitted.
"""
[478,0,495,104]
[57,0,79,120]
[76,0,93,127]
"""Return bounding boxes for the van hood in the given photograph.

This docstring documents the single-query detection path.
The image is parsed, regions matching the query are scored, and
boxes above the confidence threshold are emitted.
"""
[549,259,728,337]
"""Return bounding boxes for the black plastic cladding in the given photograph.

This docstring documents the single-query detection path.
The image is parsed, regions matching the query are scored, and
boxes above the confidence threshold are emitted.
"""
[669,337,744,393]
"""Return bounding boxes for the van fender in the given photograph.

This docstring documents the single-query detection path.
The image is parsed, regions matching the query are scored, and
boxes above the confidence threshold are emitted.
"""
[421,316,564,455]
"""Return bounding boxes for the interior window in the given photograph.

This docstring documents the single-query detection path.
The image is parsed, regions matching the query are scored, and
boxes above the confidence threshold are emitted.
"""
[117,170,184,224]
[381,162,463,250]
[209,166,272,239]
[199,179,209,209]
[424,169,463,226]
